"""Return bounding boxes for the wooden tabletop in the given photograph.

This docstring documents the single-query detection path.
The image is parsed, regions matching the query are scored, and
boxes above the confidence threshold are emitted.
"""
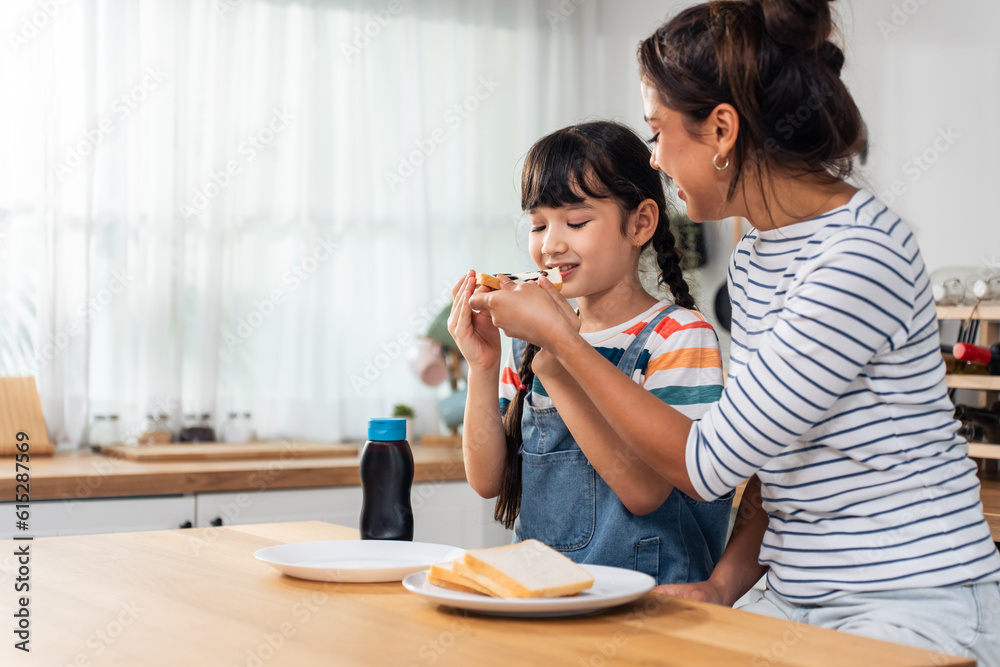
[0,444,467,500]
[0,521,972,666]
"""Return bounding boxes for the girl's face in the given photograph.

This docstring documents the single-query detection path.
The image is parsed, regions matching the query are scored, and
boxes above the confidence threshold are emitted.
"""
[641,82,732,222]
[527,195,637,301]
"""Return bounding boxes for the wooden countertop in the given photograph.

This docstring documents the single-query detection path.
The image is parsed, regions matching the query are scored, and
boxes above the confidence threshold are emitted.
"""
[0,521,972,666]
[0,444,467,500]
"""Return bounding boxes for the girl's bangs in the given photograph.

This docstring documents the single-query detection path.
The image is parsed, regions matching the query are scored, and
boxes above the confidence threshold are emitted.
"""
[521,133,611,211]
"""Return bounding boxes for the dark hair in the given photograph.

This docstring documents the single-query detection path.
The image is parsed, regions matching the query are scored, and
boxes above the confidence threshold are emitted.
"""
[637,0,865,212]
[493,120,694,529]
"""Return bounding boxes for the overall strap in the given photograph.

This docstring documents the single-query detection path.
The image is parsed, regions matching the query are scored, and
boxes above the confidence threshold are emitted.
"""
[616,305,678,377]
[511,337,528,372]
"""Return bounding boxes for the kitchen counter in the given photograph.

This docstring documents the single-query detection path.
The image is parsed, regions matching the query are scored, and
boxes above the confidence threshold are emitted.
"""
[0,444,467,500]
[0,521,973,666]
[2,448,998,543]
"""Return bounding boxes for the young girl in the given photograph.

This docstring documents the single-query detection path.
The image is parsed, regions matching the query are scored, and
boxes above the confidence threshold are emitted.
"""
[448,120,730,585]
[469,1,1000,663]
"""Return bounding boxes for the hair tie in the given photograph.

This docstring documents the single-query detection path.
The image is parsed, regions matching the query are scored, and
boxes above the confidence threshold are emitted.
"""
[517,381,529,392]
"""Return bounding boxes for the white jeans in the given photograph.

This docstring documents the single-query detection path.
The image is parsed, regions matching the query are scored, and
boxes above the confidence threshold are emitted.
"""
[740,582,1000,667]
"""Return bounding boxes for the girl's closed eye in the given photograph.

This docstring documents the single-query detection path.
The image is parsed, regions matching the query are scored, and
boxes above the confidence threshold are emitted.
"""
[646,132,659,145]
[568,220,591,229]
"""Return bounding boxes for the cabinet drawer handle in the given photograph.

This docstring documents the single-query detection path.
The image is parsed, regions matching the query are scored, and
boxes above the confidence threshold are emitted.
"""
[179,520,193,529]
[210,517,223,527]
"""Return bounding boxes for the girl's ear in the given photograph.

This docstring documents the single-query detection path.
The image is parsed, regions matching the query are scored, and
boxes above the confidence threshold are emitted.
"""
[631,199,659,247]
[708,103,739,160]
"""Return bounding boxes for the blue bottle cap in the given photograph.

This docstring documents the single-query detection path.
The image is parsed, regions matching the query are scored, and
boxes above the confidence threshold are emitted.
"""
[367,418,406,441]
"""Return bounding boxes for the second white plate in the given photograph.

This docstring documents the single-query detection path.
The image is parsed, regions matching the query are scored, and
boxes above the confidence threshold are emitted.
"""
[254,540,465,583]
[402,564,656,617]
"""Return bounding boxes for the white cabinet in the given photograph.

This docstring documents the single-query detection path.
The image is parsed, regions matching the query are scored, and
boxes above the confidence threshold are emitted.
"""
[0,495,196,539]
[1,482,512,548]
[196,481,511,549]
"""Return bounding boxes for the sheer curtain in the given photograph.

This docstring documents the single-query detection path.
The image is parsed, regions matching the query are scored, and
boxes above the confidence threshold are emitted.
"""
[0,0,605,445]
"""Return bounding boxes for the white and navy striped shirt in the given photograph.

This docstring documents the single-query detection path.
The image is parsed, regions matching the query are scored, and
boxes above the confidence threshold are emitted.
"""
[686,189,1000,602]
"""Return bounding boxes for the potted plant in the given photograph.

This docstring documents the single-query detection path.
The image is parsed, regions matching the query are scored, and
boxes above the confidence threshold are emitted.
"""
[392,404,416,443]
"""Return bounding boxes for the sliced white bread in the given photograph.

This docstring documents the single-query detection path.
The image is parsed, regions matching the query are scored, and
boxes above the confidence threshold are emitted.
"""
[476,267,562,291]
[427,562,497,597]
[459,539,594,599]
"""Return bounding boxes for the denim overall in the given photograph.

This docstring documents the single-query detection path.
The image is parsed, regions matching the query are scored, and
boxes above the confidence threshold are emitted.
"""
[511,306,732,585]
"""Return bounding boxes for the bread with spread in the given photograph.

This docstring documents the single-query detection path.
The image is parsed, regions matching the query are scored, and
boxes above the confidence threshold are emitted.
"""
[475,267,562,291]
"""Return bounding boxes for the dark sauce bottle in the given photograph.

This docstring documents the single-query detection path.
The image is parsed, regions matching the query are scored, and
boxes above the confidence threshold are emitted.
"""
[360,418,414,541]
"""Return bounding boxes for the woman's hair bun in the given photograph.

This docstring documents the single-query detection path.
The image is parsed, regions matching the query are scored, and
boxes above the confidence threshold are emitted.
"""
[817,40,845,74]
[757,0,835,52]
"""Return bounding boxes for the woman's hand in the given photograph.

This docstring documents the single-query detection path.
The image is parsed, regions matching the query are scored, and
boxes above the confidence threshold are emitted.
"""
[529,277,581,380]
[447,270,502,371]
[651,579,728,606]
[469,275,579,350]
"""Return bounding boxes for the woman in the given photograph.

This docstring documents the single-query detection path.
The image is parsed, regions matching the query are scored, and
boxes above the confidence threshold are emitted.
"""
[466,0,1000,661]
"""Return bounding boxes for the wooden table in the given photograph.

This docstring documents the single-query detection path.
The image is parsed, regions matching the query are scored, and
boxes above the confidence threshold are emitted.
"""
[0,522,972,666]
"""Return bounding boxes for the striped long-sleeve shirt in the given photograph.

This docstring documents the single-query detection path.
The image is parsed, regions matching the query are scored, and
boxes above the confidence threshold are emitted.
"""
[686,189,1000,602]
[500,300,723,417]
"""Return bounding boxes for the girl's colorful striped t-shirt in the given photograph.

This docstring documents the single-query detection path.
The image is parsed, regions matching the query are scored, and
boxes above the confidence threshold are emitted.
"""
[499,300,724,418]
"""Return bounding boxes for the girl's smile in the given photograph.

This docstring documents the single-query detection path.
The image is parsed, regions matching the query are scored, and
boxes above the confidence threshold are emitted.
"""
[547,263,578,279]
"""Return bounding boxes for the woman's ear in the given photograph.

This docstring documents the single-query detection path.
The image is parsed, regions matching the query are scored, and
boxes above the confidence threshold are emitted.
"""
[631,199,659,247]
[708,103,739,160]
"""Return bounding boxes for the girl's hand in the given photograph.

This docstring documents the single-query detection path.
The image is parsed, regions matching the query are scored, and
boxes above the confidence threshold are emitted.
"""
[447,270,502,371]
[651,580,728,606]
[469,275,579,349]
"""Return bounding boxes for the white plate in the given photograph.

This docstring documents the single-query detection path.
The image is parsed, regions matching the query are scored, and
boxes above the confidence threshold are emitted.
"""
[402,564,656,617]
[254,540,465,583]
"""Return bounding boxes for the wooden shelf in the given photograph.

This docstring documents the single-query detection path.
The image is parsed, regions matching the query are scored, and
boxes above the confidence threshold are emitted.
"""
[937,304,1000,320]
[969,443,1000,461]
[946,374,1000,391]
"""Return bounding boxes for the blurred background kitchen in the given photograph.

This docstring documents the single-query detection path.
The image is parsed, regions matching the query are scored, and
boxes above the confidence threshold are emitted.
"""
[1,0,997,448]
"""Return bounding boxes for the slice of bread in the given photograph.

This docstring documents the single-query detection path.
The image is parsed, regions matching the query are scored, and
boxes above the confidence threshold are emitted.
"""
[476,267,562,292]
[456,539,594,599]
[427,562,497,597]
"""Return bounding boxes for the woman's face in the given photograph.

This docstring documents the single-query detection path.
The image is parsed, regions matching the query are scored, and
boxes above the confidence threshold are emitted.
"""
[641,82,732,222]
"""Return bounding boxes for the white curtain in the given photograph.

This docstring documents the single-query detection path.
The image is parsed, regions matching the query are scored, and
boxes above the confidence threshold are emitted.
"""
[0,0,605,445]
